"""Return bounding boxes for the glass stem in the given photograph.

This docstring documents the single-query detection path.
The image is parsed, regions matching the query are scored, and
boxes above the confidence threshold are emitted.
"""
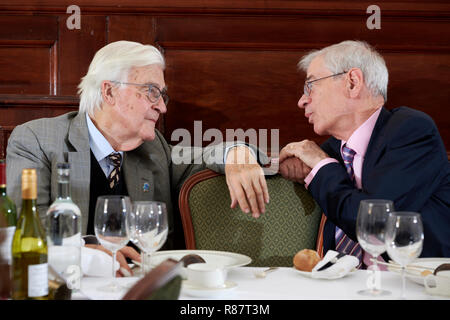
[112,250,117,283]
[372,256,379,293]
[142,251,146,275]
[401,266,406,299]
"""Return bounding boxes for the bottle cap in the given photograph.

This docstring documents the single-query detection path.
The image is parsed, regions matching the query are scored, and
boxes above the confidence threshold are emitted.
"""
[21,168,37,199]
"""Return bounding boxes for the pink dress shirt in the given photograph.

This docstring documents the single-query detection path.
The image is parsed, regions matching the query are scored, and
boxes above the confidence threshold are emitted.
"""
[304,107,386,269]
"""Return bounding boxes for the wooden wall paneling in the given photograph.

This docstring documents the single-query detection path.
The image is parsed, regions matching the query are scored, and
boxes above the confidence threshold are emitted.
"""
[0,15,58,95]
[384,52,450,144]
[1,1,450,16]
[107,15,156,44]
[156,15,450,50]
[163,49,312,152]
[156,14,450,150]
[58,14,107,95]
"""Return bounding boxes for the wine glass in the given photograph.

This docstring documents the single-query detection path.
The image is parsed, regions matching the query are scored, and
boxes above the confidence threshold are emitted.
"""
[94,195,131,291]
[385,212,424,299]
[356,199,394,296]
[129,201,168,275]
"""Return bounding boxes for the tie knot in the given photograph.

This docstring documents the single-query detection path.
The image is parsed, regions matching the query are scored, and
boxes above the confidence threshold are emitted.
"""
[108,152,122,167]
[342,145,356,161]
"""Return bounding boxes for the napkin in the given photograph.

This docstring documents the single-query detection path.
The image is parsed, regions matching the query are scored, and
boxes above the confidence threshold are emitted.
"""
[81,247,120,277]
[311,250,358,279]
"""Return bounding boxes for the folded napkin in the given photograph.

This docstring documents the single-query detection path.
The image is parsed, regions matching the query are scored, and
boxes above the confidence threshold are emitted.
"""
[81,247,119,277]
[311,250,358,279]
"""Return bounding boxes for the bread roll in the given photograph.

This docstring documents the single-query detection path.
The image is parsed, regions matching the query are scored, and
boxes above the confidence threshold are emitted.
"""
[293,249,321,272]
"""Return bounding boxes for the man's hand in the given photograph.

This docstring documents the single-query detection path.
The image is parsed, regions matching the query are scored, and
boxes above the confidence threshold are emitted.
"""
[279,140,329,169]
[85,244,141,277]
[225,146,269,218]
[279,157,311,183]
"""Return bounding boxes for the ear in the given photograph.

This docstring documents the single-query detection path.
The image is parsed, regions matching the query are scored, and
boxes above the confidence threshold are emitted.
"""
[346,68,364,98]
[101,80,116,105]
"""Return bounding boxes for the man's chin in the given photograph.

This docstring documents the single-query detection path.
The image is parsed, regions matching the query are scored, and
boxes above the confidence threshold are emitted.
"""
[313,124,325,136]
[141,130,156,142]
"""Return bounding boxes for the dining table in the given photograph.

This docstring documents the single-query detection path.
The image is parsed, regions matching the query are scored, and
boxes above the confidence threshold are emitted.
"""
[72,266,449,300]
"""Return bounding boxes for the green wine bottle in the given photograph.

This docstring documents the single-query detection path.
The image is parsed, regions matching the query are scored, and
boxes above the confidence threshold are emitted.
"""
[12,168,48,300]
[0,159,17,266]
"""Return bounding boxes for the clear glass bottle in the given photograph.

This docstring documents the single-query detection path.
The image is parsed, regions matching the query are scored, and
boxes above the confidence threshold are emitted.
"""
[12,168,48,300]
[46,163,82,292]
[0,159,17,266]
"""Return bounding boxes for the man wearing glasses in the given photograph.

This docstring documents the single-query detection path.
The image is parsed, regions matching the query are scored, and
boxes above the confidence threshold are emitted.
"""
[6,41,270,275]
[279,40,449,262]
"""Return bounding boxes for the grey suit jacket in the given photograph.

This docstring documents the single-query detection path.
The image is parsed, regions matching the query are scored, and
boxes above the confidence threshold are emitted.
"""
[6,111,268,248]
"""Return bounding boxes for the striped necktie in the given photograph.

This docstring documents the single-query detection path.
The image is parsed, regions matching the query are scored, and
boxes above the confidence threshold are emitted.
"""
[335,144,363,268]
[107,152,122,189]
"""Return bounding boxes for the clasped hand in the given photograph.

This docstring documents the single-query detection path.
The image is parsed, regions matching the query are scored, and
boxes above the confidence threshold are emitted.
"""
[278,140,329,183]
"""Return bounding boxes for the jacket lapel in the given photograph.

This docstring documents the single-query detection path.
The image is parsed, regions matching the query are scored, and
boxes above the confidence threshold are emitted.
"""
[123,145,154,201]
[67,112,91,233]
[361,107,391,187]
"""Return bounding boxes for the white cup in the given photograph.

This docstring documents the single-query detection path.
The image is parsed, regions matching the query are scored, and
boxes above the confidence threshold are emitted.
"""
[186,263,227,288]
[424,271,450,297]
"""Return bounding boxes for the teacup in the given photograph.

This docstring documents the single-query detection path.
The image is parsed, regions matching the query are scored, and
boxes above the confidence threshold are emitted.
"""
[186,263,227,288]
[424,271,450,297]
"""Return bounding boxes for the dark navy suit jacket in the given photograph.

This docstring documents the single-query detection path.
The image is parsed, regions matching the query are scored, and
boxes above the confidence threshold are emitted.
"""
[308,107,450,257]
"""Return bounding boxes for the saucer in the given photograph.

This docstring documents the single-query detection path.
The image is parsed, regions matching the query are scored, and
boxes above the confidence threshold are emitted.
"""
[182,280,237,298]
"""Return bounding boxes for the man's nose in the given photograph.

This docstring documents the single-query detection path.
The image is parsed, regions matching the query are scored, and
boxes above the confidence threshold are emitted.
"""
[298,94,311,109]
[154,98,167,114]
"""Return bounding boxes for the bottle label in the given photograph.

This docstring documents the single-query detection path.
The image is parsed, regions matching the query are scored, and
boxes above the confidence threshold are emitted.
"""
[0,226,15,265]
[28,263,48,297]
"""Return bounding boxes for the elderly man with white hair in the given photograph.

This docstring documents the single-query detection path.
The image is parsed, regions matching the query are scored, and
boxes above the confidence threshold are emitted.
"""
[279,40,450,263]
[6,41,270,276]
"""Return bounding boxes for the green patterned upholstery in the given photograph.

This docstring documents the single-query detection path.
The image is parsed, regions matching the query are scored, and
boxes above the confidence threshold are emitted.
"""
[188,174,322,267]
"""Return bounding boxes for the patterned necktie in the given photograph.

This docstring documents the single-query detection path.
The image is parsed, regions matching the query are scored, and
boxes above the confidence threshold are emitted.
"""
[107,152,122,189]
[335,144,363,268]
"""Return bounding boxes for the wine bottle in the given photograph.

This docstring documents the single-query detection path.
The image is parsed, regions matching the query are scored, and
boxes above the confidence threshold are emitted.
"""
[12,168,48,300]
[0,159,17,265]
[46,163,82,292]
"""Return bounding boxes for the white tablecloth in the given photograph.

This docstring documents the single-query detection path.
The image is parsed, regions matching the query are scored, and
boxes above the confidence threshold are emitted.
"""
[73,267,449,300]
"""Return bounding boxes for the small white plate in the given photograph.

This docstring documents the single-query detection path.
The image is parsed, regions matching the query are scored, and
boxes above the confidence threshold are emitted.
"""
[149,250,252,268]
[292,267,357,280]
[182,280,237,298]
[388,258,450,286]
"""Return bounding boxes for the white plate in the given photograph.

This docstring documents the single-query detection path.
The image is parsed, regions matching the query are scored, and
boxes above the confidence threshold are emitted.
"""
[292,267,357,280]
[388,258,450,286]
[149,250,252,269]
[182,280,237,298]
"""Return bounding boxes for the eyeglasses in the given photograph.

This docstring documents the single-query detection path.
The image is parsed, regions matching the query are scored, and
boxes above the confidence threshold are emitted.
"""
[303,71,347,96]
[112,81,169,105]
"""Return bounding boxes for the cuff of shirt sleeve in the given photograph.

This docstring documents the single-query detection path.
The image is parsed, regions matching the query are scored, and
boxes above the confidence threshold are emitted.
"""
[223,143,257,164]
[304,158,340,189]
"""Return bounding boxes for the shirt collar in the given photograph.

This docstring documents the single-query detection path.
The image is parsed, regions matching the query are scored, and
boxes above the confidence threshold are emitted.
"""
[341,107,382,157]
[86,113,123,162]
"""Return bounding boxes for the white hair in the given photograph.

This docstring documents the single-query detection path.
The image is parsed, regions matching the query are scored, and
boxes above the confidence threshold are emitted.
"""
[298,40,388,101]
[78,41,165,115]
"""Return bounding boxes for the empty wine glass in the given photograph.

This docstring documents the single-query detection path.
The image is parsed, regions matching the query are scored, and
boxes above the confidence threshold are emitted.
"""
[385,212,424,299]
[129,201,168,275]
[94,195,131,291]
[356,199,394,296]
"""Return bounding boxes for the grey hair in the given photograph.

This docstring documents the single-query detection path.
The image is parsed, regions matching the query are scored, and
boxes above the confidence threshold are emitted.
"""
[78,41,165,115]
[298,40,388,101]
